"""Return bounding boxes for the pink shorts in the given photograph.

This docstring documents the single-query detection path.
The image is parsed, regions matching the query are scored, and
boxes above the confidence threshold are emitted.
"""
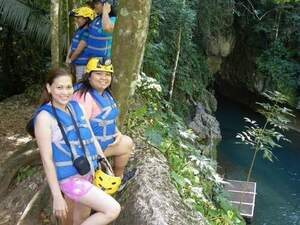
[60,174,94,202]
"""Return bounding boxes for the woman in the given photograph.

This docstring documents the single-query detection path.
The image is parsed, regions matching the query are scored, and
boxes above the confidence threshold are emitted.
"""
[73,57,134,182]
[33,68,120,225]
[66,6,95,81]
[86,0,116,58]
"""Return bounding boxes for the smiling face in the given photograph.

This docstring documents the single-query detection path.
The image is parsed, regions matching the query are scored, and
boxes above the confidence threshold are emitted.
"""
[46,75,73,110]
[89,71,112,93]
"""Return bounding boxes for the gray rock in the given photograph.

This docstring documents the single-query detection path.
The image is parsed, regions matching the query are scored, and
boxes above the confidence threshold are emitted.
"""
[198,90,218,114]
[189,103,222,142]
[112,143,207,225]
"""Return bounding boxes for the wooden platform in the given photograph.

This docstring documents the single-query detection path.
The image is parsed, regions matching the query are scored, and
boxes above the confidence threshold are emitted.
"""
[224,179,256,219]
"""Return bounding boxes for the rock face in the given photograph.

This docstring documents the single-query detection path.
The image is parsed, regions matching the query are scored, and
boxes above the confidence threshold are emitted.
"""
[112,142,207,225]
[206,32,236,74]
[188,102,222,158]
[215,23,265,105]
[189,103,221,140]
[198,1,236,74]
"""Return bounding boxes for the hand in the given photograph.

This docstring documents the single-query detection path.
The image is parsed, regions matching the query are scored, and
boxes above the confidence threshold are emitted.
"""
[102,2,111,15]
[108,131,122,147]
[53,195,68,219]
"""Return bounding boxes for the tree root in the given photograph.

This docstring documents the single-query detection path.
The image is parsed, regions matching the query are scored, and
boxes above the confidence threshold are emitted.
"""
[16,181,50,225]
[0,140,40,198]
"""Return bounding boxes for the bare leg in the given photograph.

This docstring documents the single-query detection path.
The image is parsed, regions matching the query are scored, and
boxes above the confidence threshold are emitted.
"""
[78,186,121,225]
[104,135,134,177]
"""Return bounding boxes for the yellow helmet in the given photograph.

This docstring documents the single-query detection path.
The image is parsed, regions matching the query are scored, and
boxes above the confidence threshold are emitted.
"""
[86,57,114,74]
[93,169,121,195]
[71,7,95,20]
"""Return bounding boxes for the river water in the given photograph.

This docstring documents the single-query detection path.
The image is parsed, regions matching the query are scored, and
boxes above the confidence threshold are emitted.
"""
[216,96,300,225]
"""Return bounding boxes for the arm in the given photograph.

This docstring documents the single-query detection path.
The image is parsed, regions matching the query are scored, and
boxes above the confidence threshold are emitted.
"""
[102,3,114,33]
[35,112,68,219]
[68,40,87,63]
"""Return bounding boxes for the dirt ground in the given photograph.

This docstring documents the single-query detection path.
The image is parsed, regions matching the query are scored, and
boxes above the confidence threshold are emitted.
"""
[0,95,50,225]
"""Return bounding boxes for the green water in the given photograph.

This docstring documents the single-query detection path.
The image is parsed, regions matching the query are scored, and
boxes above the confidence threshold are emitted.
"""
[216,96,300,225]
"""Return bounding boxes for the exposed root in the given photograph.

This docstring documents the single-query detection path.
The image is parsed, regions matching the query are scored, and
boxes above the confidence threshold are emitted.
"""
[0,141,40,198]
[16,182,49,225]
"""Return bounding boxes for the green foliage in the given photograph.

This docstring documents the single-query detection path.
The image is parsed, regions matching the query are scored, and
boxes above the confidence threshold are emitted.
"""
[256,41,300,103]
[126,75,245,225]
[237,91,294,181]
[0,0,76,100]
[0,25,50,100]
[24,83,43,103]
[15,165,39,183]
[232,0,300,102]
[143,0,213,116]
[273,0,300,4]
[0,0,51,46]
[196,0,234,41]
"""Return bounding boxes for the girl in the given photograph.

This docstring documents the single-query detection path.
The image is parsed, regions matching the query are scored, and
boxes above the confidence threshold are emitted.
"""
[73,57,134,185]
[86,0,116,58]
[33,68,120,225]
[67,6,95,81]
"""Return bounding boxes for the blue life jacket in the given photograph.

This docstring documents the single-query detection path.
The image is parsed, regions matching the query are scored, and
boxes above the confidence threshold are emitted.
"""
[34,101,98,181]
[89,89,119,150]
[70,28,90,65]
[86,16,116,58]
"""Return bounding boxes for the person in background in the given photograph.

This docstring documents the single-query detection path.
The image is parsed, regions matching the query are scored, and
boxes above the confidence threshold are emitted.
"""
[86,0,116,58]
[33,68,120,225]
[66,6,95,81]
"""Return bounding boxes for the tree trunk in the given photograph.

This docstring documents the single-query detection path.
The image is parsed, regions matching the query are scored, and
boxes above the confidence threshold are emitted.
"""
[169,0,185,101]
[111,0,152,128]
[169,26,182,101]
[67,0,76,49]
[51,0,60,67]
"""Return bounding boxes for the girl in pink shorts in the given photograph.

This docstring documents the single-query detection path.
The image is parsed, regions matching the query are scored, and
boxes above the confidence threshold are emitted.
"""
[32,68,120,225]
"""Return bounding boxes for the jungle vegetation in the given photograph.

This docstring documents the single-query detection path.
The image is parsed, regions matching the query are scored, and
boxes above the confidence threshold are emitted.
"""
[0,0,299,224]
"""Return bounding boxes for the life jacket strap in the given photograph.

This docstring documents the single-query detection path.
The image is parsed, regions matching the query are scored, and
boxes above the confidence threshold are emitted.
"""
[55,155,98,167]
[64,123,89,133]
[91,118,115,126]
[69,137,94,147]
[96,134,117,142]
[88,34,112,41]
[87,45,111,51]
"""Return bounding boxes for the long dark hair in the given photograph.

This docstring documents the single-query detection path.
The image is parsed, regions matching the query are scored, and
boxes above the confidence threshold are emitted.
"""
[40,68,74,105]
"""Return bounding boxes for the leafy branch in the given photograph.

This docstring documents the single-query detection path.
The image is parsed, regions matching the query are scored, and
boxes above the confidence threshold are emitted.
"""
[236,91,294,183]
